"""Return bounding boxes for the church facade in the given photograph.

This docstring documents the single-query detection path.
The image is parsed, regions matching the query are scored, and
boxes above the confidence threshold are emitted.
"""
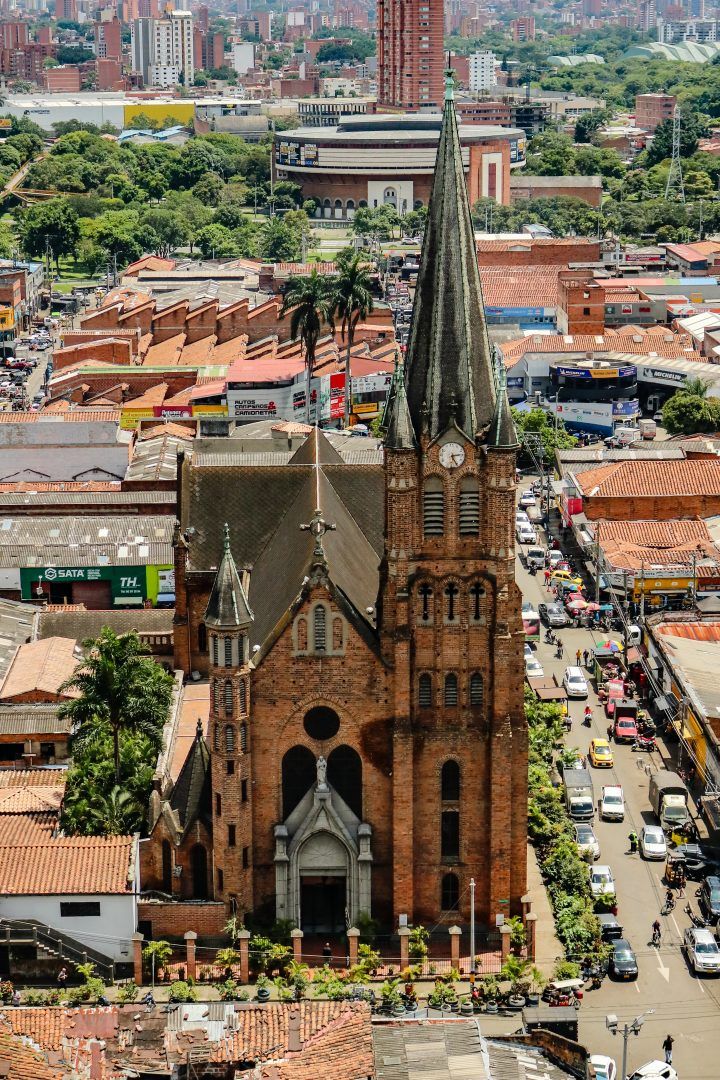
[145,83,527,934]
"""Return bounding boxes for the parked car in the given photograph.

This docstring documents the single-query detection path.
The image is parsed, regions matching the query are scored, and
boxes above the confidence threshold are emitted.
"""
[589,738,614,768]
[675,843,719,879]
[519,490,536,507]
[600,786,625,822]
[614,715,638,744]
[515,510,530,525]
[598,913,623,942]
[547,550,565,569]
[589,864,615,897]
[538,602,569,628]
[683,926,720,974]
[517,522,537,544]
[574,821,600,861]
[588,1056,616,1080]
[524,643,533,659]
[563,666,589,699]
[609,938,638,980]
[525,656,544,679]
[640,825,667,860]
[697,875,720,925]
[627,1063,677,1080]
[526,546,546,570]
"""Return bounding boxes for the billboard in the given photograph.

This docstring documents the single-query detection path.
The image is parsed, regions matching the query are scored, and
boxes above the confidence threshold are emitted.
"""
[553,401,614,434]
[555,365,636,380]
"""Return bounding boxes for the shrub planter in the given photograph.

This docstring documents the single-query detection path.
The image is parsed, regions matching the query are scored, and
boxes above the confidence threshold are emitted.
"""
[460,1000,473,1016]
[526,992,541,1007]
[507,994,525,1010]
[256,987,271,1003]
[485,1000,499,1014]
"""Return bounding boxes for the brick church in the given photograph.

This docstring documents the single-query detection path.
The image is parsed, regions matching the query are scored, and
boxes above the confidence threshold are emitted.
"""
[144,83,528,935]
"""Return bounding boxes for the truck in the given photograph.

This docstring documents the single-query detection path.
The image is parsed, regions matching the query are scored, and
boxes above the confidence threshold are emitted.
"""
[649,770,691,832]
[564,768,595,822]
[638,418,657,440]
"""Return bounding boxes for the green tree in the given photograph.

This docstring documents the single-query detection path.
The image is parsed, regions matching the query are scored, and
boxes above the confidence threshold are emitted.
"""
[662,389,720,435]
[194,222,240,258]
[331,249,374,427]
[142,207,190,256]
[59,628,173,784]
[574,108,610,143]
[84,785,141,834]
[192,171,225,206]
[645,109,709,167]
[280,269,335,421]
[258,217,301,261]
[18,199,80,266]
[512,406,577,463]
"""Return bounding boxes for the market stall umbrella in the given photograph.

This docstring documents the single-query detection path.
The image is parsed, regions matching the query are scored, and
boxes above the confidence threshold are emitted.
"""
[585,603,601,612]
[596,638,623,652]
[566,596,588,611]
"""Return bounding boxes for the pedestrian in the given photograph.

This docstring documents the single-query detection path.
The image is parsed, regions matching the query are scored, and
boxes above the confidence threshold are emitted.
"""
[677,864,686,898]
[544,568,551,587]
[575,648,582,666]
[628,831,638,854]
[662,1034,674,1064]
[11,990,20,1007]
[583,649,590,668]
[322,942,332,962]
[57,966,67,985]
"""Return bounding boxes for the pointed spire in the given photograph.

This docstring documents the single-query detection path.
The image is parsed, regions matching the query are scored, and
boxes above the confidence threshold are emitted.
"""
[204,523,254,629]
[404,75,497,443]
[488,348,518,450]
[384,362,416,450]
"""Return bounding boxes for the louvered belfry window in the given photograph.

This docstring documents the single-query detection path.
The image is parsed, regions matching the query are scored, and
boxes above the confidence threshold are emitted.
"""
[423,477,445,536]
[459,478,480,536]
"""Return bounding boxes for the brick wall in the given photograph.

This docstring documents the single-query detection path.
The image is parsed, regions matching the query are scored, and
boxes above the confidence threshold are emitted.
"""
[477,239,600,267]
[137,900,226,941]
[584,494,720,521]
[52,339,133,371]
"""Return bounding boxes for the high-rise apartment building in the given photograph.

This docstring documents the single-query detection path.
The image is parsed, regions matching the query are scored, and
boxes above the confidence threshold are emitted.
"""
[55,0,78,20]
[94,16,122,60]
[511,16,535,40]
[377,0,444,109]
[469,51,496,93]
[131,8,193,88]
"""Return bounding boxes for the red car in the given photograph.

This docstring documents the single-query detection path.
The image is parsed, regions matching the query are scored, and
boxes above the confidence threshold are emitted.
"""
[614,715,638,744]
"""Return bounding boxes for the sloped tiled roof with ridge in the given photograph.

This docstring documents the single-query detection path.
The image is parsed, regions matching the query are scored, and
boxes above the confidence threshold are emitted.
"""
[575,458,720,498]
[0,834,134,895]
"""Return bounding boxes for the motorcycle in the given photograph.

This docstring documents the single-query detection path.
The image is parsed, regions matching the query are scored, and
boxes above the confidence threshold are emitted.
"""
[685,903,708,929]
[544,629,556,644]
[632,736,657,752]
[554,642,564,659]
[528,564,537,576]
[583,708,593,727]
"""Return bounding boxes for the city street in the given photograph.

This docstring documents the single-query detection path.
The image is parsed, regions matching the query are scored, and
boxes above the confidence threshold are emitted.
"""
[517,499,720,1080]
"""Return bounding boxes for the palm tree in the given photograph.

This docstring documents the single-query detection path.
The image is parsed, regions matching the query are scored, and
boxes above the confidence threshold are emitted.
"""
[331,251,374,427]
[685,376,710,398]
[279,269,335,422]
[60,627,173,785]
[85,785,141,835]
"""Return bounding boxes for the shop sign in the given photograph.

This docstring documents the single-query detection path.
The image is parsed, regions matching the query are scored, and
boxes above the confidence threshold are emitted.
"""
[20,565,146,601]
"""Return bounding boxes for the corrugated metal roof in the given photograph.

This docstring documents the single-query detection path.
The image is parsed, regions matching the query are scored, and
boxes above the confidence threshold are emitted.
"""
[0,491,175,506]
[0,707,69,736]
[0,516,173,568]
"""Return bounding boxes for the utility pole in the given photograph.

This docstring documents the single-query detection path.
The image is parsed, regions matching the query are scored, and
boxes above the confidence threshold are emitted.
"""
[640,560,646,621]
[665,105,685,203]
[606,1011,655,1080]
[622,569,629,654]
[594,530,601,604]
[470,878,476,975]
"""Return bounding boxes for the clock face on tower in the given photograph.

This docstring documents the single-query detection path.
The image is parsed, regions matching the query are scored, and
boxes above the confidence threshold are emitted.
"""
[439,442,465,470]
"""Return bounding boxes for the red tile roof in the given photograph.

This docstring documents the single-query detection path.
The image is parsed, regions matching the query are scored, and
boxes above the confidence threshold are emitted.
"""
[502,331,702,362]
[0,1032,63,1079]
[0,786,64,814]
[656,621,720,642]
[594,519,718,571]
[0,1008,67,1051]
[0,769,67,788]
[0,834,135,895]
[479,265,561,308]
[0,638,80,702]
[576,459,720,498]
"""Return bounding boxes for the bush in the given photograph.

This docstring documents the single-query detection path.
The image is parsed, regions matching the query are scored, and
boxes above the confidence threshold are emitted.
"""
[117,982,139,1004]
[218,978,249,1001]
[0,982,13,1003]
[553,959,581,980]
[168,981,198,1003]
[23,989,48,1005]
[408,925,429,960]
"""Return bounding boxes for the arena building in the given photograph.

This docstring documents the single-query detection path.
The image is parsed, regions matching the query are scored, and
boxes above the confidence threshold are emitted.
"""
[273,113,526,218]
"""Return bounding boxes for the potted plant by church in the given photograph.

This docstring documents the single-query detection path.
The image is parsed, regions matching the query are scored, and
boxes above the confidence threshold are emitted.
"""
[482,976,500,1014]
[255,974,271,1003]
[500,955,531,1010]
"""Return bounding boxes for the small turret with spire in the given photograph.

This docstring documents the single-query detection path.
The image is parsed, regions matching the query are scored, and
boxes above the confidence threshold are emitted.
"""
[384,362,416,451]
[204,523,253,630]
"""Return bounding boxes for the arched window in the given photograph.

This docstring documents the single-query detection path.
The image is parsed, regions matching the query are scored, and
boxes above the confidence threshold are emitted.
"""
[441,810,460,859]
[459,477,480,536]
[211,636,219,667]
[441,872,459,911]
[418,582,433,622]
[423,477,444,536]
[213,723,220,752]
[470,672,484,707]
[224,680,233,717]
[282,745,316,819]
[444,673,458,707]
[441,760,460,801]
[328,744,362,818]
[239,679,247,715]
[313,605,327,652]
[161,839,172,893]
[190,844,208,899]
[198,624,207,653]
[224,636,233,667]
[418,673,432,708]
[225,725,235,753]
[240,722,247,752]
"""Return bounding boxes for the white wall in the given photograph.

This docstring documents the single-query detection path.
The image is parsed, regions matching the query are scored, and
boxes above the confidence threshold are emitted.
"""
[1,893,136,962]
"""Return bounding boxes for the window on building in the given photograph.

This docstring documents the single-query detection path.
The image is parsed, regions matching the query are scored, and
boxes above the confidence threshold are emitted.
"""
[224,636,232,666]
[241,778,248,803]
[444,582,459,622]
[418,582,433,622]
[313,605,327,652]
[282,745,316,819]
[583,307,591,316]
[444,673,458,706]
[212,636,218,666]
[470,672,484,706]
[215,793,222,817]
[198,624,207,653]
[242,846,249,869]
[423,477,444,536]
[239,680,247,715]
[240,722,247,752]
[225,725,235,753]
[214,723,220,752]
[470,583,485,622]
[217,868,224,892]
[328,744,362,818]
[441,760,460,801]
[459,477,480,535]
[419,673,432,708]
[60,901,101,917]
[441,872,460,910]
[441,810,460,859]
[224,680,233,717]
[228,824,236,847]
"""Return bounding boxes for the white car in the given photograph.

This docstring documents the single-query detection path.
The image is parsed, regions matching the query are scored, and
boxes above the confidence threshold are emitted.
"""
[515,510,530,525]
[627,1065,677,1080]
[516,522,537,544]
[547,549,564,568]
[525,656,544,679]
[519,491,536,507]
[563,666,589,699]
[574,822,600,861]
[589,1056,616,1080]
[640,825,667,860]
[524,643,533,659]
[589,864,615,897]
[600,786,625,822]
[683,926,720,974]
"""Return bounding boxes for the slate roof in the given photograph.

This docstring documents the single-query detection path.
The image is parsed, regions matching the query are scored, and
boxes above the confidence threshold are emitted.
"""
[169,722,211,837]
[384,366,416,451]
[204,524,254,629]
[404,87,497,441]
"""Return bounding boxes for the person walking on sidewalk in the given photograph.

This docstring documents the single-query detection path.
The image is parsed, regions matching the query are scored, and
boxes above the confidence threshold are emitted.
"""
[576,648,582,667]
[662,1034,674,1064]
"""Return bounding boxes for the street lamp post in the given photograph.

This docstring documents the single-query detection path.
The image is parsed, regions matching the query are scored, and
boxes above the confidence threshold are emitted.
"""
[606,1010,655,1079]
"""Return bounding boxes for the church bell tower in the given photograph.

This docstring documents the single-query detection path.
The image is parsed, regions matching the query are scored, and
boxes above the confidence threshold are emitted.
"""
[380,74,527,927]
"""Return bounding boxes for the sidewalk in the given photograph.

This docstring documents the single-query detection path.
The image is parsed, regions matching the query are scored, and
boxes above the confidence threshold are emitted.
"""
[526,843,561,976]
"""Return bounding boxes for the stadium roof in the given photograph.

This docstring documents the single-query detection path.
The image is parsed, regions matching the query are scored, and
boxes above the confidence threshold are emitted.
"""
[625,40,720,61]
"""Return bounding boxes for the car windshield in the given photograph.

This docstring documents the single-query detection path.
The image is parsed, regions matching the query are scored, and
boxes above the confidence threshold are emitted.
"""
[569,677,585,686]
[605,795,622,805]
[696,940,719,954]
[665,807,687,821]
[615,947,634,961]
[592,872,611,884]
[595,745,610,756]
[709,886,720,903]
[577,828,592,841]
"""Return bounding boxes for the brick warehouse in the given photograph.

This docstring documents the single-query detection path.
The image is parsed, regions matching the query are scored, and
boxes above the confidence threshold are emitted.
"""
[143,84,528,934]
